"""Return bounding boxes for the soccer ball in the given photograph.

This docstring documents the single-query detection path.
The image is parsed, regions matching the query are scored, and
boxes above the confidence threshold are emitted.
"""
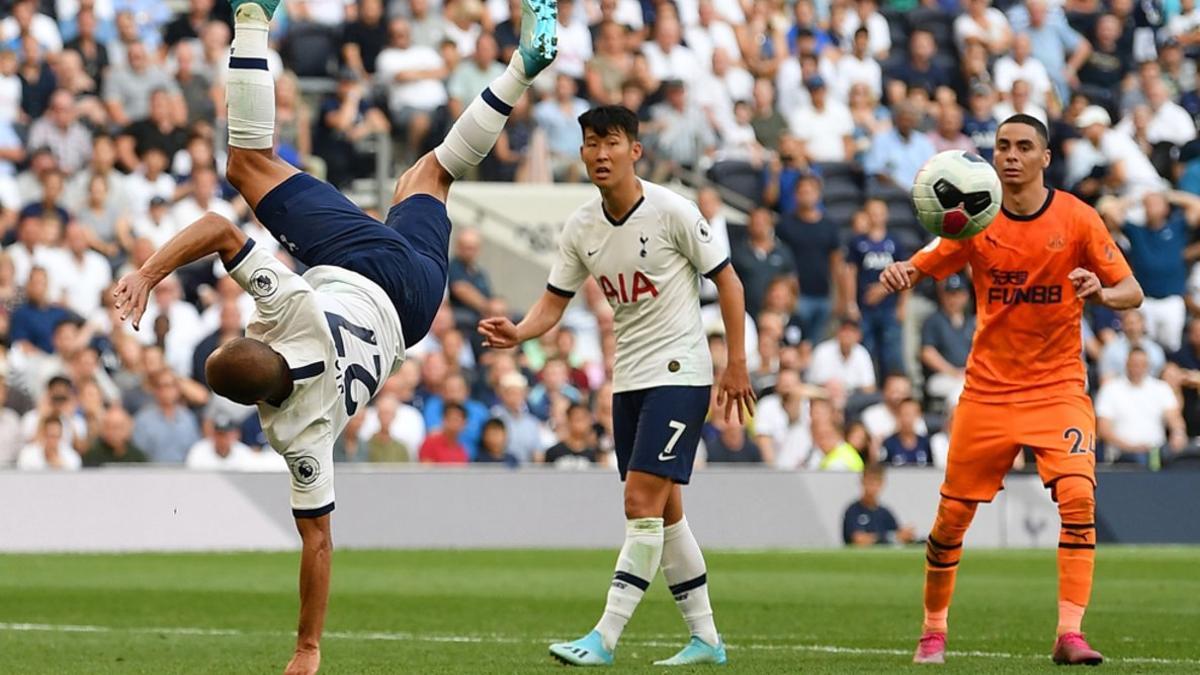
[911,150,1002,240]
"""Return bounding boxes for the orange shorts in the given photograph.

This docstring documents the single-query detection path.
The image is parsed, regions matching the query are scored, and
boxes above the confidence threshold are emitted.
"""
[942,394,1097,502]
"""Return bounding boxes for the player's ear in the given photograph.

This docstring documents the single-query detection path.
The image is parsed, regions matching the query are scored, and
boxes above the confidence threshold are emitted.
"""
[631,140,643,161]
[1042,148,1051,169]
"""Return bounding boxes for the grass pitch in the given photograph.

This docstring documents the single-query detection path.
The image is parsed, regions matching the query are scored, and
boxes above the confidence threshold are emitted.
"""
[0,547,1197,673]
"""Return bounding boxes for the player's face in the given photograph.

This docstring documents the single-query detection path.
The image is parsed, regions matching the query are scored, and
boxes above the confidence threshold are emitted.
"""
[993,123,1050,188]
[581,128,642,188]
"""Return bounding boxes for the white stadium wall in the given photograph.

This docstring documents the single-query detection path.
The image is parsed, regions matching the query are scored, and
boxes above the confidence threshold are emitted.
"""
[0,468,1070,553]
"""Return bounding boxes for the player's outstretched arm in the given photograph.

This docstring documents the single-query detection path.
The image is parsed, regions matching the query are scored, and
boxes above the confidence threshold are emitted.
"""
[712,264,756,424]
[478,289,571,349]
[1068,269,1144,310]
[113,213,248,329]
[285,513,332,675]
[879,259,925,294]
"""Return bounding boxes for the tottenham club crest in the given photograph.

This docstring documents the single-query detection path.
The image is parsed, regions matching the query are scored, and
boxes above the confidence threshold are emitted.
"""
[249,267,279,299]
[291,456,320,486]
[696,218,713,243]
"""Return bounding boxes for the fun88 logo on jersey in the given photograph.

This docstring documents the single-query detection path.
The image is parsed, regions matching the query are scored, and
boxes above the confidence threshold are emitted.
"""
[600,272,659,304]
[986,269,1063,305]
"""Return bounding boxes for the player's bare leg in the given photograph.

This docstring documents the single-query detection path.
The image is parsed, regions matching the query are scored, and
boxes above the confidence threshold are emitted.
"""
[1050,476,1103,665]
[655,485,726,666]
[914,496,978,664]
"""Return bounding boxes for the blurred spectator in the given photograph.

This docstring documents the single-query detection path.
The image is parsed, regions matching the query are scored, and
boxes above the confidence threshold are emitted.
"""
[27,90,93,174]
[993,79,1049,127]
[317,69,389,187]
[2,0,63,54]
[340,0,389,78]
[17,37,56,121]
[534,74,589,181]
[880,398,932,466]
[731,208,796,320]
[928,104,976,155]
[1099,309,1166,381]
[357,388,425,459]
[407,0,447,50]
[921,274,974,406]
[44,222,111,318]
[83,404,147,466]
[164,0,219,47]
[808,318,877,395]
[954,0,1012,57]
[808,415,865,471]
[125,147,178,217]
[753,365,811,466]
[839,0,891,61]
[864,102,936,190]
[21,169,71,234]
[529,357,583,421]
[139,274,204,377]
[423,372,488,459]
[844,200,905,377]
[419,401,470,464]
[448,33,505,120]
[475,417,518,466]
[11,268,70,355]
[763,135,813,214]
[552,0,594,81]
[1167,318,1200,437]
[885,29,950,97]
[132,369,201,464]
[172,166,235,226]
[491,371,546,463]
[641,14,699,87]
[703,415,764,463]
[649,79,716,175]
[186,413,281,470]
[1077,15,1132,113]
[963,83,999,161]
[448,228,492,331]
[119,88,188,170]
[1116,79,1196,148]
[842,464,915,546]
[749,78,788,152]
[7,214,51,287]
[0,374,20,467]
[17,416,80,471]
[834,27,882,103]
[1096,347,1187,466]
[686,0,740,72]
[777,177,842,344]
[789,76,853,164]
[1008,0,1091,105]
[862,373,928,442]
[192,301,244,387]
[543,403,601,468]
[103,41,179,127]
[994,34,1053,109]
[586,21,634,105]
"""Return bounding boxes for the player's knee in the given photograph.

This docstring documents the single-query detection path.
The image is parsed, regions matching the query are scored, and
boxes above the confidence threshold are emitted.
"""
[623,487,666,520]
[393,153,451,204]
[1055,476,1095,520]
[933,497,977,542]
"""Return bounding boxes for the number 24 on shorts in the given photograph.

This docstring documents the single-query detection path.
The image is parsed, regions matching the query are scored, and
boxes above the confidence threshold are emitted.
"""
[1063,427,1095,455]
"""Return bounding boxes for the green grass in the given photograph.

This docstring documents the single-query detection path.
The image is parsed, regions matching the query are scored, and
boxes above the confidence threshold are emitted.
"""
[0,547,1197,673]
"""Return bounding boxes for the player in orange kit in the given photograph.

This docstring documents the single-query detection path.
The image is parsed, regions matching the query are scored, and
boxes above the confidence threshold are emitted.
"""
[880,114,1144,666]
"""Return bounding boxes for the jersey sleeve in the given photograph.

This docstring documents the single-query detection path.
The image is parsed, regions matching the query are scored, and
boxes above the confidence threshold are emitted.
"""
[546,221,589,298]
[670,198,730,278]
[1079,204,1134,286]
[910,237,971,281]
[225,238,311,320]
[279,421,336,518]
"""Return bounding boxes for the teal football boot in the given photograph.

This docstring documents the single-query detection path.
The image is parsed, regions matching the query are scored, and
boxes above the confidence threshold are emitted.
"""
[231,0,280,22]
[516,0,558,78]
[549,630,614,667]
[654,636,728,666]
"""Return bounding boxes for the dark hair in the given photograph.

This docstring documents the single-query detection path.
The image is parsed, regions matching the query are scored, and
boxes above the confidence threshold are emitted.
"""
[483,417,507,434]
[578,105,639,140]
[998,114,1050,148]
[566,402,590,418]
[1128,345,1147,357]
[47,375,74,392]
[443,402,467,418]
[863,462,885,480]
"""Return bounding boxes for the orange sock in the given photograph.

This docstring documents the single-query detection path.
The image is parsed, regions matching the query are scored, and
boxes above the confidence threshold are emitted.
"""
[1054,477,1096,636]
[922,497,977,635]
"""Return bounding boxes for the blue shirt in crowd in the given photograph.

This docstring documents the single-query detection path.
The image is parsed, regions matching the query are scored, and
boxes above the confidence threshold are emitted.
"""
[1123,211,1189,299]
[846,234,903,311]
[881,433,933,466]
[10,304,70,353]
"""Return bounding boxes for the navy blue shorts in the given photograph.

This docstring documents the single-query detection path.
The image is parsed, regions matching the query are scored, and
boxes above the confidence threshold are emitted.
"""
[612,385,711,485]
[253,173,450,346]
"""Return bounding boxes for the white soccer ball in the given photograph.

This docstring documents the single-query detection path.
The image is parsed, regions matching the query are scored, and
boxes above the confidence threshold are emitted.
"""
[911,150,1002,240]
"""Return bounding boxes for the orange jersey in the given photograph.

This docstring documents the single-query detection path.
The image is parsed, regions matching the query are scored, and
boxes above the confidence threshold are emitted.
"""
[912,189,1132,403]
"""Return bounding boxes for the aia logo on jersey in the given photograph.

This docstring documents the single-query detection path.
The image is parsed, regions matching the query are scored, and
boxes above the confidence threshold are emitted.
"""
[600,272,659,304]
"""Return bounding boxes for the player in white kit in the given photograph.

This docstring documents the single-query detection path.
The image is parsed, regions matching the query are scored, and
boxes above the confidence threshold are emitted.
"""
[112,0,558,672]
[479,106,755,666]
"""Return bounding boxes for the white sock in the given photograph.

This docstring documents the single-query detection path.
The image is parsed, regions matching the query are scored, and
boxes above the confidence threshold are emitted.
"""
[226,7,274,150]
[661,517,719,646]
[432,53,533,179]
[593,517,664,652]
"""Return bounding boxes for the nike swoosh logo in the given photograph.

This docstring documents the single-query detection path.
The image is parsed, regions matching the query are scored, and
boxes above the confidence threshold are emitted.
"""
[587,249,599,256]
[658,452,676,461]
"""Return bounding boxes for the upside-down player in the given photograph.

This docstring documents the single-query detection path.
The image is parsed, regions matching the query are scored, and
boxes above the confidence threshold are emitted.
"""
[112,0,558,671]
[880,114,1143,666]
[479,105,755,666]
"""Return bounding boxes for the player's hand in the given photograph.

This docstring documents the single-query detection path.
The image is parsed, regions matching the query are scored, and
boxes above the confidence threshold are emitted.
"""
[112,270,155,330]
[717,360,756,425]
[478,316,521,349]
[283,647,320,675]
[879,261,919,293]
[1068,268,1102,300]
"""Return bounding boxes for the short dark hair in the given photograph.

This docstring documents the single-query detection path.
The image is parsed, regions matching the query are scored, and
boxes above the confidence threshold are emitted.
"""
[443,402,466,418]
[566,402,590,418]
[998,114,1050,148]
[578,105,639,140]
[483,417,506,434]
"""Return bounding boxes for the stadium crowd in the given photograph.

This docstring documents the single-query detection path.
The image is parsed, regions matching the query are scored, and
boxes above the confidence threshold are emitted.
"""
[1,0,1200,473]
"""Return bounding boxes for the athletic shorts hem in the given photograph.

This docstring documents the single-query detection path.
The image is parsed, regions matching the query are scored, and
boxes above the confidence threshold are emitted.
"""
[293,502,335,519]
[619,465,692,486]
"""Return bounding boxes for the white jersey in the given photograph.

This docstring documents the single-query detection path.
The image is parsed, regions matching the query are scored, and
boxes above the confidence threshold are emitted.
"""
[548,180,729,393]
[227,241,405,514]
